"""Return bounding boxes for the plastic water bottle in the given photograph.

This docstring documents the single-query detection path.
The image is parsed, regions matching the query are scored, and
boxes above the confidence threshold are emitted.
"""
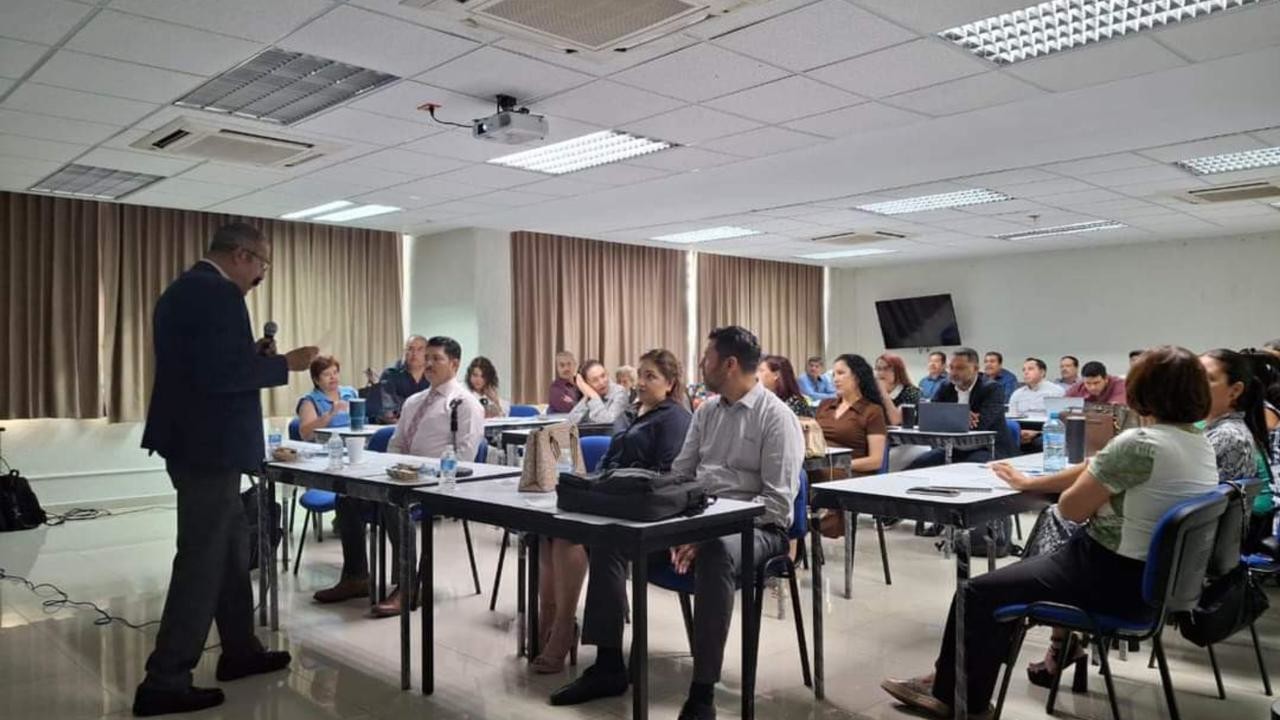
[267,426,282,456]
[440,446,458,493]
[556,448,574,476]
[326,433,344,471]
[1043,412,1067,473]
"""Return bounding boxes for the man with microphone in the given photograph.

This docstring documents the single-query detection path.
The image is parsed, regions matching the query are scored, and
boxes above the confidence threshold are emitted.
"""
[134,222,318,716]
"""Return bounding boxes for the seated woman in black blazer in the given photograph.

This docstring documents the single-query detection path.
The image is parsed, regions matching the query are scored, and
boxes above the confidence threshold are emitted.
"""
[534,348,693,674]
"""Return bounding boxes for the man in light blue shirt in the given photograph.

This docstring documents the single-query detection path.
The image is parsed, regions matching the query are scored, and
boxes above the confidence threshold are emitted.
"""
[798,355,836,401]
[919,351,949,400]
[983,351,1018,402]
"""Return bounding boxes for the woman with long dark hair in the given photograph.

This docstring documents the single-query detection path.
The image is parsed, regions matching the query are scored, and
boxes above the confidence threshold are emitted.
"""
[756,354,813,418]
[1202,348,1275,551]
[466,356,508,418]
[814,354,888,537]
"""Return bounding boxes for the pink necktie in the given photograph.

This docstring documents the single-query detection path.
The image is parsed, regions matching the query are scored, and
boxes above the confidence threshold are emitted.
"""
[403,392,440,451]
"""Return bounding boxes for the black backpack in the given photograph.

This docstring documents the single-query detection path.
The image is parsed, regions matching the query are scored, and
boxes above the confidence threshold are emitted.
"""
[0,469,47,532]
[241,483,282,571]
[556,468,711,522]
[969,516,1017,558]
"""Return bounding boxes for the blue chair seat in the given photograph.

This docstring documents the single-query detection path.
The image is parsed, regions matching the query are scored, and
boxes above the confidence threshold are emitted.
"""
[994,602,1155,634]
[509,404,540,417]
[299,489,337,512]
[1244,553,1280,573]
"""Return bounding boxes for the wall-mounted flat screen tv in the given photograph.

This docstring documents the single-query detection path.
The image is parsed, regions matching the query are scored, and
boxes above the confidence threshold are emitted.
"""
[875,293,962,349]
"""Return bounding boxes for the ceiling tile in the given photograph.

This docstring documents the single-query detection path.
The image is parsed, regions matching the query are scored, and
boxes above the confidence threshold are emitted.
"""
[420,198,503,218]
[712,0,916,72]
[0,133,87,163]
[300,162,420,190]
[1137,134,1269,163]
[68,10,264,76]
[961,168,1061,188]
[115,188,207,209]
[295,108,435,146]
[0,108,121,144]
[108,0,331,43]
[884,71,1044,116]
[625,147,741,172]
[1084,164,1196,188]
[267,174,385,201]
[939,216,1029,236]
[0,37,48,79]
[517,176,611,198]
[1005,37,1186,93]
[1151,2,1280,63]
[349,81,491,127]
[1032,188,1127,209]
[279,5,477,76]
[783,102,928,138]
[352,177,479,208]
[1041,152,1160,178]
[625,105,762,145]
[0,78,10,95]
[683,0,814,39]
[175,162,289,188]
[1002,177,1097,197]
[348,148,469,177]
[1112,178,1205,198]
[139,176,248,203]
[2,83,157,126]
[0,156,63,183]
[958,197,1051,216]
[570,164,670,186]
[416,46,593,102]
[611,44,788,103]
[490,31,701,78]
[401,128,505,162]
[432,163,543,190]
[469,188,557,208]
[535,80,684,128]
[30,50,204,104]
[347,0,506,43]
[699,127,825,158]
[705,76,862,124]
[850,0,1037,34]
[808,39,988,98]
[76,147,197,175]
[0,0,93,45]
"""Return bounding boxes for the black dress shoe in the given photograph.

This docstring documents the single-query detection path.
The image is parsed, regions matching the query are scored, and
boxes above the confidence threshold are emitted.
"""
[215,650,291,682]
[678,697,717,720]
[132,685,224,717]
[549,665,629,706]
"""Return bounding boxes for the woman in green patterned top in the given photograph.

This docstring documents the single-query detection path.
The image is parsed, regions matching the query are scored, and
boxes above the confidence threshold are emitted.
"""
[1201,349,1274,552]
[756,355,814,418]
[882,346,1219,718]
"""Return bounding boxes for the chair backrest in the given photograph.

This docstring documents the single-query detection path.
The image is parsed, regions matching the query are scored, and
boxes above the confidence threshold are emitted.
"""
[879,438,890,474]
[509,404,540,417]
[580,435,612,473]
[288,418,302,442]
[1208,481,1248,576]
[1005,419,1021,451]
[367,426,394,453]
[790,470,809,539]
[475,442,488,463]
[1142,489,1230,614]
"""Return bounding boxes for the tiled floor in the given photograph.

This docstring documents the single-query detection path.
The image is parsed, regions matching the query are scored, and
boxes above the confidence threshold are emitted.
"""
[1,503,1276,719]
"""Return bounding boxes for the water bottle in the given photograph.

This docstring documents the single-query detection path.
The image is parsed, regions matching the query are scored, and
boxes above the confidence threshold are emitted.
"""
[1043,412,1067,473]
[440,446,458,493]
[326,432,344,471]
[556,447,574,476]
[267,426,282,456]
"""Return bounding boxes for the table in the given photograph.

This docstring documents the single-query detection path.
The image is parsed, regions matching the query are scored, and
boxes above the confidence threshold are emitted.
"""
[413,478,765,720]
[808,464,1051,718]
[889,428,998,464]
[1010,414,1046,431]
[312,423,393,440]
[802,446,852,476]
[259,445,522,690]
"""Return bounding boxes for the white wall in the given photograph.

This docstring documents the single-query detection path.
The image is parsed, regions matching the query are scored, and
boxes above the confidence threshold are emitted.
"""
[2,419,169,507]
[827,233,1280,382]
[407,228,513,396]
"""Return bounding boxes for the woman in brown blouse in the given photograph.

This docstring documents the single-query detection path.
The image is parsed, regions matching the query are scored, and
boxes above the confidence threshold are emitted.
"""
[815,354,888,537]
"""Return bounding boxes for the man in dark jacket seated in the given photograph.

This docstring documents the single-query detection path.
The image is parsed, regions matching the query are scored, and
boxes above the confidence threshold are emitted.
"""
[908,347,1014,468]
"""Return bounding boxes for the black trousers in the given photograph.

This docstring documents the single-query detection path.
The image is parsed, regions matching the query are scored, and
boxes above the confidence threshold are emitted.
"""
[142,463,261,691]
[334,496,401,579]
[931,531,1148,712]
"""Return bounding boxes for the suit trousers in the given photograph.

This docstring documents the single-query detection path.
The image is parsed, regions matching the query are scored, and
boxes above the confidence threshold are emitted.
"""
[334,496,401,579]
[142,463,262,691]
[581,528,788,684]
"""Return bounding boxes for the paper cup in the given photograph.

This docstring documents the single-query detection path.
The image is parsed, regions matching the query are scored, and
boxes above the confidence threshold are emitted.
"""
[346,436,364,464]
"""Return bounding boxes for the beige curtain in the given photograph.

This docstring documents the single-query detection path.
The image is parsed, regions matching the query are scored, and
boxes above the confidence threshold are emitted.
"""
[101,205,404,421]
[0,192,106,419]
[697,253,823,367]
[511,231,686,404]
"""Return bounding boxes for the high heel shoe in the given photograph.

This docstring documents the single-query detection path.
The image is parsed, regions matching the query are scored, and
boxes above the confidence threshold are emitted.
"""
[531,621,580,674]
[1027,647,1089,693]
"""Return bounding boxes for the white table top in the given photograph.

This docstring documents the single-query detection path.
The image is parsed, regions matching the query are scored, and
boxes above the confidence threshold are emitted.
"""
[483,415,568,429]
[268,440,519,486]
[812,462,1025,505]
[312,424,392,438]
[889,427,997,438]
[823,445,852,458]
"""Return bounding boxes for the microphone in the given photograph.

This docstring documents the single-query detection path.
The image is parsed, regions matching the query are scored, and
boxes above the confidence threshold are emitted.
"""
[264,321,277,339]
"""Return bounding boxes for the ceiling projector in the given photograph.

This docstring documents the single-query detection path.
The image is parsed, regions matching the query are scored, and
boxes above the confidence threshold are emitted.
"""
[473,94,547,144]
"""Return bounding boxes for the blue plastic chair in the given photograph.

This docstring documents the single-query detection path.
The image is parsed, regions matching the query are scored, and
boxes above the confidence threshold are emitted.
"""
[509,404,540,418]
[580,435,611,473]
[292,488,339,576]
[403,442,489,596]
[368,426,395,453]
[991,489,1230,720]
[1005,418,1021,456]
[648,470,813,690]
[287,418,302,441]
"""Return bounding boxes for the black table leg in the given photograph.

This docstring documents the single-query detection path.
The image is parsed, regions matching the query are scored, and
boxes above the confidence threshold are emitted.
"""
[517,534,526,657]
[631,547,649,720]
[986,522,997,575]
[421,508,434,695]
[257,477,268,628]
[367,509,378,607]
[267,477,278,631]
[399,503,413,691]
[954,525,971,720]
[527,534,541,661]
[810,512,825,700]
[844,512,856,599]
[741,526,756,720]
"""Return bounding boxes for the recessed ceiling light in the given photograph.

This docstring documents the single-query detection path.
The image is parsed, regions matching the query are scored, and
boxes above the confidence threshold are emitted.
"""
[280,200,354,220]
[313,204,401,222]
[797,248,899,260]
[995,220,1126,241]
[488,130,676,175]
[175,48,399,125]
[29,163,164,200]
[856,188,1010,215]
[651,226,760,243]
[1174,146,1280,175]
[939,0,1262,65]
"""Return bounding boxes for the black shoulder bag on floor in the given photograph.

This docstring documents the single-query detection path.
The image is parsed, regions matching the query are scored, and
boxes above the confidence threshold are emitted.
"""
[0,469,47,532]
[242,482,282,571]
[556,468,712,522]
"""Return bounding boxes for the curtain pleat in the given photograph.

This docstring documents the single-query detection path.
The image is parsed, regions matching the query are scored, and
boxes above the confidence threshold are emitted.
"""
[511,231,686,403]
[696,253,823,367]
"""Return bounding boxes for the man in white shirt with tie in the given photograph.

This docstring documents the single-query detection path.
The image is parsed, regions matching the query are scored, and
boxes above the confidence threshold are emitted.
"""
[1008,357,1065,452]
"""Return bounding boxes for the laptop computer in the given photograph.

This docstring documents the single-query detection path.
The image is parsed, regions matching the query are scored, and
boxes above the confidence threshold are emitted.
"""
[917,401,971,433]
[1044,396,1084,416]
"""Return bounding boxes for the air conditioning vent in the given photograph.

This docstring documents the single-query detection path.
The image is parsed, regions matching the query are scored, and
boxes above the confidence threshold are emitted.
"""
[1174,179,1280,204]
[810,230,909,246]
[131,118,341,168]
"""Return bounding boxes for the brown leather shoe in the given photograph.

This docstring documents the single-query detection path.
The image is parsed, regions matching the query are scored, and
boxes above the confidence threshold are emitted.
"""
[313,576,369,604]
[370,587,419,618]
[818,511,846,539]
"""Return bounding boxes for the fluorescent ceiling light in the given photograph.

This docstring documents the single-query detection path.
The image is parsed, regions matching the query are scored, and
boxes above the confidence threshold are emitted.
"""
[995,220,1126,241]
[940,0,1262,65]
[313,204,401,222]
[651,226,760,244]
[488,130,676,175]
[29,163,163,200]
[280,200,353,219]
[1174,146,1280,175]
[798,248,899,260]
[175,48,399,125]
[856,188,1010,215]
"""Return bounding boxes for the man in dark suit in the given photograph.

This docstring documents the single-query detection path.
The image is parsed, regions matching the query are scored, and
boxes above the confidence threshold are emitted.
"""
[134,222,317,717]
[909,347,1014,468]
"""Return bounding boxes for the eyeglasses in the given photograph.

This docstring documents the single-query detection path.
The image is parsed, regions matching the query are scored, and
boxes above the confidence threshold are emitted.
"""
[239,245,271,270]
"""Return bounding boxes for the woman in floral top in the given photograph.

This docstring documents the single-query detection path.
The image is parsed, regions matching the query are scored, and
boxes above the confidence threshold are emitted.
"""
[874,352,922,426]
[1202,349,1274,551]
[756,355,814,418]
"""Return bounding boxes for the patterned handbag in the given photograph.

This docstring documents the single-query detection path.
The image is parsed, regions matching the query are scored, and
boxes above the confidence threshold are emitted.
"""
[518,422,585,493]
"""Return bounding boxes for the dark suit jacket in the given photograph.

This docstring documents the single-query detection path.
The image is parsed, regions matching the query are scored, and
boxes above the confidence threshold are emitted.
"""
[142,262,288,472]
[933,375,1014,459]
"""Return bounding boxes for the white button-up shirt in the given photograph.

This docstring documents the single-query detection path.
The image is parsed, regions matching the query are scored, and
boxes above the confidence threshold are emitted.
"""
[388,378,485,461]
[1008,380,1066,416]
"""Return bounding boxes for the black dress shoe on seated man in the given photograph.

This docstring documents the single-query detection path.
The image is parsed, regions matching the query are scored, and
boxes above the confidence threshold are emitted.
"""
[677,697,716,720]
[132,685,224,717]
[215,649,292,682]
[549,665,629,706]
